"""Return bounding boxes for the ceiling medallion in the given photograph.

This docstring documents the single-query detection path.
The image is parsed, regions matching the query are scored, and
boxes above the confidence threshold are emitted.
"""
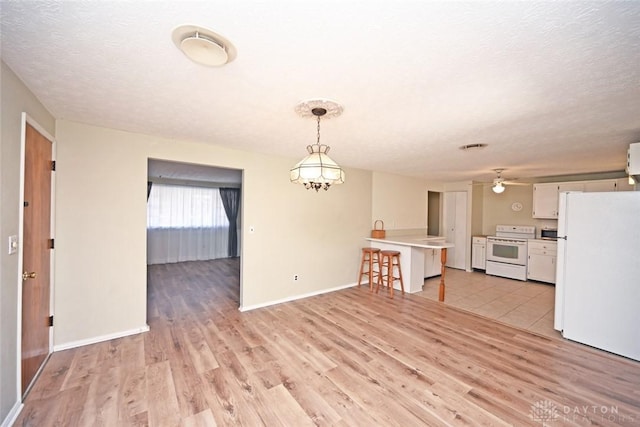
[172,24,237,67]
[290,99,345,192]
[294,99,344,119]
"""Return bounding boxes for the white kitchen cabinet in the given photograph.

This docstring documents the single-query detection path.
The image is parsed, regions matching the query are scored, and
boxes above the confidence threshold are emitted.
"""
[471,236,486,270]
[424,247,442,278]
[583,179,616,192]
[527,240,557,284]
[533,180,619,219]
[558,182,585,193]
[532,183,560,218]
[615,177,636,192]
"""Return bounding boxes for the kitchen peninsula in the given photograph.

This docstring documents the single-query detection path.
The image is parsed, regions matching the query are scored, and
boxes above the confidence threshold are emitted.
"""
[365,235,454,301]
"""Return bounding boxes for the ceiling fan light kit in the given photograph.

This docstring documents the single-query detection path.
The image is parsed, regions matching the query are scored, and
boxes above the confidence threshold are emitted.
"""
[492,182,506,193]
[172,25,237,67]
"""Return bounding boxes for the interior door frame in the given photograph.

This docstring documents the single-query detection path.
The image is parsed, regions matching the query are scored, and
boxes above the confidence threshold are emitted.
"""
[17,112,56,397]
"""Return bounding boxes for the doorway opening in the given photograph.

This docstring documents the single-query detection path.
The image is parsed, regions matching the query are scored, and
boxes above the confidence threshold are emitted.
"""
[427,191,441,236]
[146,159,243,318]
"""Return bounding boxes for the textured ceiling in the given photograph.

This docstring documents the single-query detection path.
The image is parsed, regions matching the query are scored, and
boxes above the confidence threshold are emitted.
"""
[2,1,640,183]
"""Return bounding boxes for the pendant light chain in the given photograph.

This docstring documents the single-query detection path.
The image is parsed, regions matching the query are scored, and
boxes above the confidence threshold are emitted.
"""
[316,114,321,145]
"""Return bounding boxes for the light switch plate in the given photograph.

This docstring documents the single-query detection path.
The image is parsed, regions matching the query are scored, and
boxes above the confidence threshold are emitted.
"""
[8,235,18,255]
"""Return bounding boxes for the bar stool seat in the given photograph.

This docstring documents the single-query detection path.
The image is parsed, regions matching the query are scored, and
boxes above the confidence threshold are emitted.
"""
[376,250,404,298]
[358,247,381,291]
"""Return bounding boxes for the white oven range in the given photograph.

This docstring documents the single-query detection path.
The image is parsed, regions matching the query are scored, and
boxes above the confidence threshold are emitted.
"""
[486,225,536,281]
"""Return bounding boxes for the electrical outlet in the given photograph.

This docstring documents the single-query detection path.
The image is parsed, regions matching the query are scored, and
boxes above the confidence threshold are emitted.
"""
[293,274,299,282]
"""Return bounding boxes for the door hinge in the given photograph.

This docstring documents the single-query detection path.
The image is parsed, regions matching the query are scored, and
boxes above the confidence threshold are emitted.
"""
[48,238,55,249]
[48,315,54,327]
[24,201,29,207]
[51,160,56,171]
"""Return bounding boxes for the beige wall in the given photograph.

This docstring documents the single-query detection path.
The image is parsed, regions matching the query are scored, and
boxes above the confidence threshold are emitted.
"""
[54,120,373,346]
[471,184,484,236]
[372,171,432,234]
[481,185,557,236]
[1,61,56,423]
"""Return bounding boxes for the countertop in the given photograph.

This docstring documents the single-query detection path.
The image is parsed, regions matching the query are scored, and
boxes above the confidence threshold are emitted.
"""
[365,234,454,249]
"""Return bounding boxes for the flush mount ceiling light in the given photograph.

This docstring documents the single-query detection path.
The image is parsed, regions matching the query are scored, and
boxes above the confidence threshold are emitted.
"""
[172,25,237,67]
[290,99,345,192]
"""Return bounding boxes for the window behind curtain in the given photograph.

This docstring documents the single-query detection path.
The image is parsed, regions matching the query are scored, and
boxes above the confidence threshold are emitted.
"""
[147,184,229,228]
[146,184,230,264]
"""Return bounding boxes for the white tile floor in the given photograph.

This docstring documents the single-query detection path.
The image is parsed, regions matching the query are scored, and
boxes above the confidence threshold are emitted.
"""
[415,268,562,339]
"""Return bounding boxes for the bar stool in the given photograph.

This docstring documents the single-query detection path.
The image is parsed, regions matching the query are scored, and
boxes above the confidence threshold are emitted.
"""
[357,247,381,291]
[376,250,404,298]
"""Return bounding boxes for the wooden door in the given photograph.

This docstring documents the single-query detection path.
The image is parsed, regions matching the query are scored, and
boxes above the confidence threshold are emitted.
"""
[22,122,53,396]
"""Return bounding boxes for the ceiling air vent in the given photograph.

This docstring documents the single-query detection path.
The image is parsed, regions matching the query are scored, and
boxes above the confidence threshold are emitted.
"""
[459,143,487,151]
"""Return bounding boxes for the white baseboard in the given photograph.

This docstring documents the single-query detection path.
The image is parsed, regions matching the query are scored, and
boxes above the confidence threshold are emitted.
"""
[239,282,357,312]
[53,325,149,352]
[1,401,23,427]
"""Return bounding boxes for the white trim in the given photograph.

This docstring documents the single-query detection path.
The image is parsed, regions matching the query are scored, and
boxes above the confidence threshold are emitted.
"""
[53,325,150,352]
[24,114,55,142]
[239,282,357,312]
[17,115,27,403]
[1,401,23,427]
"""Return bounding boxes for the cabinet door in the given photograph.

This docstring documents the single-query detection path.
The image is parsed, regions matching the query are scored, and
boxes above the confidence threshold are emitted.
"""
[558,182,585,192]
[472,243,486,270]
[527,253,556,283]
[583,180,616,192]
[615,177,635,192]
[424,249,434,278]
[424,248,442,278]
[532,183,559,218]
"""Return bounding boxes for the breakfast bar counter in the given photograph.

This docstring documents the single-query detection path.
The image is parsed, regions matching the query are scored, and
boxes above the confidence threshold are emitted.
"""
[365,235,454,300]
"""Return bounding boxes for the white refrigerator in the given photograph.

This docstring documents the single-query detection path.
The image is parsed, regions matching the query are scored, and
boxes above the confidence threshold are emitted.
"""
[554,191,640,361]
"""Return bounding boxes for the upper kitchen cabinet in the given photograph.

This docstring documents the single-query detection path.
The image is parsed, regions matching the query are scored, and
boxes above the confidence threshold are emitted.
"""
[532,183,561,218]
[616,177,636,192]
[533,182,582,218]
[583,180,617,192]
[533,179,628,219]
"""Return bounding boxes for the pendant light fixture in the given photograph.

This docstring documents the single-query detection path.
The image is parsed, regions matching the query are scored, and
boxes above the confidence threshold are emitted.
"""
[290,99,345,191]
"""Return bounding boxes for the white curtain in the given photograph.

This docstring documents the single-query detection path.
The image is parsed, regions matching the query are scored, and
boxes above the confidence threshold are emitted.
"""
[147,184,229,264]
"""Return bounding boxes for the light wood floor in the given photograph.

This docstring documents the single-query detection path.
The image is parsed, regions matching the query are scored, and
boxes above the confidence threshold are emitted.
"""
[16,259,640,426]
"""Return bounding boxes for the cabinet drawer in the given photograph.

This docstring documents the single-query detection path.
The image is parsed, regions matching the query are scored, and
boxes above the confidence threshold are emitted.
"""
[472,236,486,244]
[529,248,557,256]
[528,241,557,251]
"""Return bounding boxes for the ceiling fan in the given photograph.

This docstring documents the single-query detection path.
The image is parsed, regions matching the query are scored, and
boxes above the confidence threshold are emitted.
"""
[479,168,529,193]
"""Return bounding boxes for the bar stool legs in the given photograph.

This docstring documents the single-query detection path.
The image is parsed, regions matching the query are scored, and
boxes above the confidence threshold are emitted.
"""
[357,247,381,291]
[376,250,404,298]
